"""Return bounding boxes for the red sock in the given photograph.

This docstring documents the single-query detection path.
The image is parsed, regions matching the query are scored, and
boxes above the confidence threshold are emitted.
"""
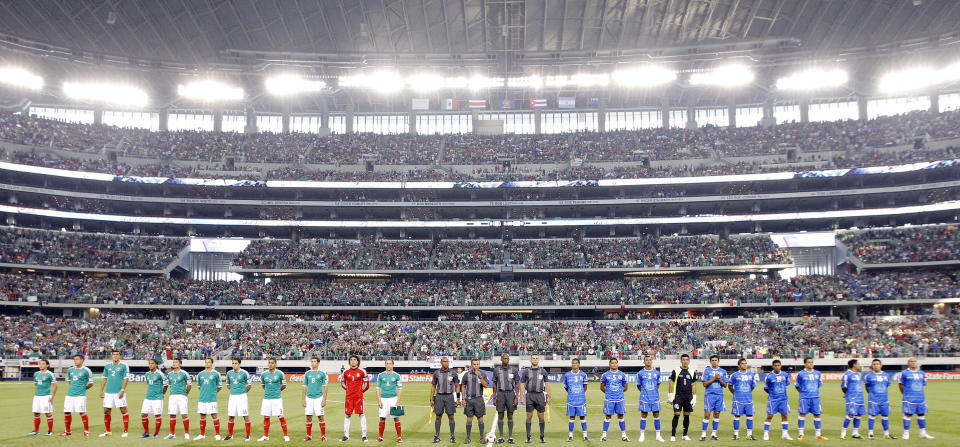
[395,420,402,437]
[264,418,270,437]
[155,416,162,436]
[183,417,190,435]
[245,421,251,438]
[64,414,72,433]
[379,421,385,437]
[199,419,206,436]
[213,418,220,435]
[104,413,112,432]
[320,422,326,437]
[122,413,129,432]
[33,416,41,432]
[170,417,177,435]
[279,417,288,436]
[228,420,234,437]
[142,416,150,433]
[80,413,89,431]
[47,416,54,433]
[306,421,313,437]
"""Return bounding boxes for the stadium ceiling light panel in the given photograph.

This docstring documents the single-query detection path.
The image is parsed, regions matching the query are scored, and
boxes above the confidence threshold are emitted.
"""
[63,81,149,107]
[776,68,848,91]
[506,75,543,89]
[689,64,755,87]
[265,74,325,96]
[0,67,44,90]
[612,66,677,88]
[339,71,404,94]
[468,74,505,91]
[545,73,610,88]
[406,73,467,92]
[879,61,960,93]
[178,80,244,101]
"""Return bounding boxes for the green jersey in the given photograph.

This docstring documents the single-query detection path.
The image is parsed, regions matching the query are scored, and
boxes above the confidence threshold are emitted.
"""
[102,362,129,394]
[167,370,191,396]
[144,371,167,400]
[66,366,93,397]
[34,370,55,396]
[377,372,402,399]
[226,369,250,395]
[304,369,328,399]
[261,370,286,400]
[197,370,221,403]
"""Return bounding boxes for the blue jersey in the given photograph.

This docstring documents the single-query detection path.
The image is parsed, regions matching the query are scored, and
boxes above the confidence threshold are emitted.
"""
[796,369,823,399]
[729,371,758,403]
[764,371,791,400]
[601,370,628,402]
[636,368,662,404]
[841,371,864,404]
[899,369,927,404]
[703,366,728,396]
[562,371,588,406]
[863,372,890,404]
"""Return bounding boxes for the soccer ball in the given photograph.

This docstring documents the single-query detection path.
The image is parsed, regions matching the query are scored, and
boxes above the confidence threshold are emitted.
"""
[485,433,497,443]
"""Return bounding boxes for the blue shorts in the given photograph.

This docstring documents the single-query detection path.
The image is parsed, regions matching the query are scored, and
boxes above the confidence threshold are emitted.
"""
[704,394,726,413]
[603,400,626,416]
[902,402,928,415]
[798,397,822,415]
[731,401,754,417]
[638,401,661,413]
[868,401,890,417]
[845,403,865,416]
[766,399,791,415]
[566,403,587,418]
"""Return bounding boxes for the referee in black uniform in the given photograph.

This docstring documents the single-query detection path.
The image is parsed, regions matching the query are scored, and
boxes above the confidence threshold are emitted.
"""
[460,358,489,444]
[669,353,700,441]
[519,354,551,444]
[431,357,460,444]
[492,353,520,444]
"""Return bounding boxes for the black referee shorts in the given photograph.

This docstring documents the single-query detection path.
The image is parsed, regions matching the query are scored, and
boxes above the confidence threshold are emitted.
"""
[673,396,694,413]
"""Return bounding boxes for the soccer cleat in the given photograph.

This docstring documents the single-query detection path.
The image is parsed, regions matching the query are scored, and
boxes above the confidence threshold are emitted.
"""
[451,437,457,443]
[284,436,291,442]
[656,434,665,442]
[762,433,769,441]
[341,436,350,442]
[464,438,471,444]
[541,437,546,444]
[432,436,442,444]
[852,434,863,439]
[215,435,222,441]
[527,437,532,444]
[224,435,234,441]
[377,437,383,442]
[258,436,270,442]
[568,436,573,442]
[797,435,804,441]
[710,435,719,441]
[622,435,630,442]
[246,437,252,442]
[585,436,591,441]
[883,435,896,440]
[816,436,829,440]
[639,433,645,442]
[867,434,874,440]
[121,432,129,438]
[509,438,516,444]
[154,435,160,439]
[321,436,327,441]
[26,431,40,436]
[164,434,176,440]
[83,431,90,437]
[185,434,191,440]
[919,433,935,440]
[140,433,151,439]
[99,431,113,437]
[601,434,608,442]
[781,434,793,441]
[193,434,206,440]
[303,436,312,442]
[670,437,676,442]
[699,436,706,442]
[498,438,506,444]
[45,432,54,436]
[840,434,846,440]
[362,436,368,442]
[902,433,910,440]
[682,436,692,441]
[731,435,738,441]
[396,437,403,443]
[746,436,756,441]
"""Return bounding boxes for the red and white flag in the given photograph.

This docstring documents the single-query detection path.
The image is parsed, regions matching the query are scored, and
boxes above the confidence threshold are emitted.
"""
[529,98,547,108]
[468,99,487,109]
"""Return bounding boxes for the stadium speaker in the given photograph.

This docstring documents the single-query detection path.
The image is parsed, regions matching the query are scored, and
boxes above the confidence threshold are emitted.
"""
[366,160,375,172]
[107,150,118,162]
[225,157,236,170]
[914,138,925,149]
[787,149,797,162]
[502,160,512,170]
[642,156,651,166]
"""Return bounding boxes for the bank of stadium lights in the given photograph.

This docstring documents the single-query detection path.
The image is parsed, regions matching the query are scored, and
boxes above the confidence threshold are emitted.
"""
[776,68,848,91]
[468,75,505,91]
[338,71,404,94]
[689,64,755,87]
[406,73,468,92]
[611,66,677,88]
[0,67,43,90]
[506,75,543,89]
[545,73,610,88]
[63,81,149,107]
[177,80,244,102]
[264,74,325,96]
[879,61,960,94]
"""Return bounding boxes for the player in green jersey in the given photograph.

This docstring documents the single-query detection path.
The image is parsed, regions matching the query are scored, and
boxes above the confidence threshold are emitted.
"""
[164,358,192,440]
[225,357,252,441]
[194,357,222,441]
[303,357,329,442]
[60,354,93,437]
[258,358,289,442]
[28,358,57,436]
[139,358,168,439]
[376,359,404,443]
[98,349,130,437]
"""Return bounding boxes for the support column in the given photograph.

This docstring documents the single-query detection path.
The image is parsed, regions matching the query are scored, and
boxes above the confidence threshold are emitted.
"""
[760,98,776,127]
[345,104,355,133]
[799,99,810,124]
[930,90,940,113]
[534,109,542,134]
[857,95,868,122]
[93,108,103,125]
[213,110,223,132]
[597,97,606,132]
[409,110,417,134]
[661,106,670,129]
[728,103,737,128]
[319,96,331,136]
[282,113,291,134]
[159,109,169,131]
[685,106,697,129]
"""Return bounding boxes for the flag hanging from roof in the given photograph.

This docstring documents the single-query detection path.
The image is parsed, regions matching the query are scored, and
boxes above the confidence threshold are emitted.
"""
[500,99,515,109]
[529,98,547,108]
[558,97,576,109]
[442,98,459,110]
[468,99,487,109]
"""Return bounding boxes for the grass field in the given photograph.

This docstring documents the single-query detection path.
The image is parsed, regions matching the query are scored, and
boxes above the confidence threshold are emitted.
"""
[1,381,957,446]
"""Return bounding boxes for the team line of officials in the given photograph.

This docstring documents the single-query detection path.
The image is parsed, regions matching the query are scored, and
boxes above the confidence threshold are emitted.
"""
[24,351,935,444]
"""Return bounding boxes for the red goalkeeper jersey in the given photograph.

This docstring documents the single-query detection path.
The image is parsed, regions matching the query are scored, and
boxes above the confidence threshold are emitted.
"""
[341,367,369,399]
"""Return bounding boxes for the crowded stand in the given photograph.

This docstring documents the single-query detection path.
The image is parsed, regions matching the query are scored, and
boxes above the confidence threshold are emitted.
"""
[3,313,956,360]
[0,227,186,270]
[840,224,960,264]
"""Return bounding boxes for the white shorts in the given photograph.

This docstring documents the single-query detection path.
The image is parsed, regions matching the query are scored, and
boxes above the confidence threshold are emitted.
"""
[304,397,325,416]
[168,395,189,415]
[64,396,87,413]
[141,399,163,415]
[32,395,54,414]
[378,397,399,419]
[228,394,249,417]
[197,402,219,415]
[260,399,284,417]
[103,392,128,409]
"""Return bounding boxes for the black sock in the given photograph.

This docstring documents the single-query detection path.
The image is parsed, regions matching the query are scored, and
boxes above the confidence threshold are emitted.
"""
[539,420,545,437]
[525,421,531,438]
[498,417,504,437]
[508,419,514,438]
[466,422,472,439]
[672,415,680,436]
[435,418,441,437]
[479,421,485,438]
[449,419,455,438]
[683,415,690,435]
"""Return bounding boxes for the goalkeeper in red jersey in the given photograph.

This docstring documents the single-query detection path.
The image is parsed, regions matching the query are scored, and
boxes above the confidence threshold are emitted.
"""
[340,355,370,442]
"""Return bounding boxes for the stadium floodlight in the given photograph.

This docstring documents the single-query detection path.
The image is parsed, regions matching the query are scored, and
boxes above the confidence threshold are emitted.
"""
[545,73,610,88]
[0,67,44,90]
[506,75,543,89]
[339,71,404,94]
[177,80,244,101]
[406,73,468,92]
[877,66,940,93]
[689,64,755,87]
[265,74,325,96]
[611,66,677,88]
[468,75,505,91]
[775,68,848,91]
[63,81,149,107]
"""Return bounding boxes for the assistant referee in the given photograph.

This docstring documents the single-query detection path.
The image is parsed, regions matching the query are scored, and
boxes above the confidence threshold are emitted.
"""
[669,353,700,441]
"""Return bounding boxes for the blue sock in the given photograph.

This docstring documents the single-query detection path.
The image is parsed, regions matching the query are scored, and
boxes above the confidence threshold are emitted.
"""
[746,418,753,431]
[868,417,875,431]
[702,419,709,432]
[733,419,740,431]
[798,418,805,431]
[853,418,860,429]
[764,422,771,433]
[814,417,821,430]
[603,420,610,433]
[903,417,910,431]
[712,419,719,432]
[843,417,851,429]
[918,416,926,430]
[581,421,587,433]
[782,422,789,433]
[618,420,626,433]
[569,422,575,434]
[881,417,889,432]
[654,419,660,431]
[641,419,646,431]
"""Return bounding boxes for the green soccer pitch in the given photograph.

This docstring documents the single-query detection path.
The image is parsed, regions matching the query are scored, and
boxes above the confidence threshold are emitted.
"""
[1,381,958,446]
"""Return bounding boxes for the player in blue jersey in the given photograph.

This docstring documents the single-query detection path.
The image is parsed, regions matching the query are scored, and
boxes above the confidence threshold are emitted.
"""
[863,359,895,439]
[636,355,665,442]
[599,358,629,442]
[700,355,727,441]
[840,359,865,439]
[762,359,793,441]
[562,358,589,442]
[795,357,827,440]
[728,358,758,440]
[899,357,934,440]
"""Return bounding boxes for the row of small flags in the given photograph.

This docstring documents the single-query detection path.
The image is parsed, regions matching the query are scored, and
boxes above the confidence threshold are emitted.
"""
[413,97,599,110]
